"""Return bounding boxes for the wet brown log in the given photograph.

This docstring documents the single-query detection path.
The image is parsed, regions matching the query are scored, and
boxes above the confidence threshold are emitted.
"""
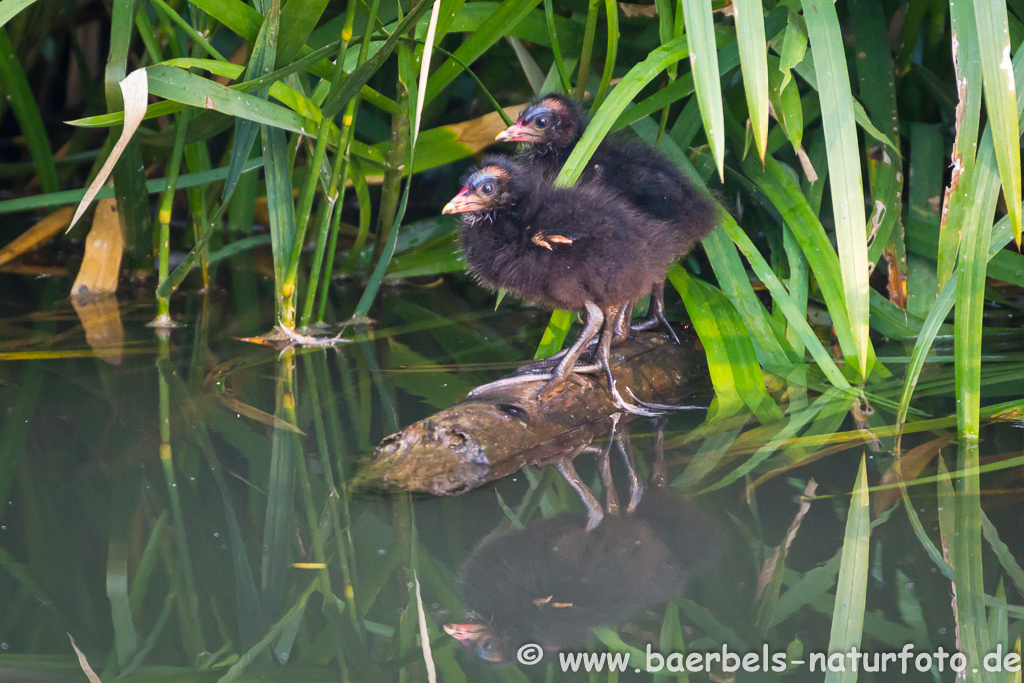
[354,330,709,495]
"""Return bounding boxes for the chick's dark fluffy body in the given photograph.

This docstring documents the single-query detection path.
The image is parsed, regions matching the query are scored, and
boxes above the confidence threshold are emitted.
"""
[459,160,672,312]
[515,94,717,258]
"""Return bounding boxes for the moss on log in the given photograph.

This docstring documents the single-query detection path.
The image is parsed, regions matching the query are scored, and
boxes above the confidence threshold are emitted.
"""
[354,330,708,495]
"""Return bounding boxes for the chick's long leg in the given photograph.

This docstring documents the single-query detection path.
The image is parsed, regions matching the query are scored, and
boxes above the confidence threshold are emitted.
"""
[615,426,644,513]
[613,303,633,345]
[651,417,667,488]
[554,456,604,531]
[597,305,665,417]
[467,303,604,398]
[540,302,604,393]
[631,280,681,345]
[590,413,621,516]
[512,357,600,377]
[517,303,632,377]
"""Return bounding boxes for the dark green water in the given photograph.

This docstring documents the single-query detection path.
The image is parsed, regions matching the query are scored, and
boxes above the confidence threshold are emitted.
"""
[1,274,1023,682]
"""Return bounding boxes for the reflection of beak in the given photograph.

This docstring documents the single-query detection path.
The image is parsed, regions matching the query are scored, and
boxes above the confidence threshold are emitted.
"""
[442,185,485,214]
[444,623,489,645]
[495,120,542,143]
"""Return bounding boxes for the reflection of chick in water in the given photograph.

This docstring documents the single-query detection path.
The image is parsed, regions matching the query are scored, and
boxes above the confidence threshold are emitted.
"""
[446,485,720,663]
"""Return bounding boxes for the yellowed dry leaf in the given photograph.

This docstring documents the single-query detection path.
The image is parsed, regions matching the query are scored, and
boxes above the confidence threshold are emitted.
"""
[0,264,68,276]
[70,293,124,365]
[618,3,658,17]
[67,68,148,231]
[756,479,816,598]
[0,207,74,268]
[413,0,442,146]
[873,433,954,514]
[72,197,123,295]
[795,145,818,183]
[218,394,307,435]
[68,634,101,683]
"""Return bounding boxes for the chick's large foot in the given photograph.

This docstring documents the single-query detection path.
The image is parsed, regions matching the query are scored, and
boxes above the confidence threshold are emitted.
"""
[631,281,681,345]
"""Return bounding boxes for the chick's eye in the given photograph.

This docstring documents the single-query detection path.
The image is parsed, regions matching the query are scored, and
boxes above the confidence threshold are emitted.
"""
[481,640,496,653]
[480,182,495,195]
[534,115,549,128]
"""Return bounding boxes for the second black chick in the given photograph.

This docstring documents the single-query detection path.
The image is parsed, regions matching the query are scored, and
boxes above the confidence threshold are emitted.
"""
[442,155,675,415]
[496,94,717,343]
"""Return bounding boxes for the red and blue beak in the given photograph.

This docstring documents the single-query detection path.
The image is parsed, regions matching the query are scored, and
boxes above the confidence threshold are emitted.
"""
[442,184,486,214]
[495,118,542,143]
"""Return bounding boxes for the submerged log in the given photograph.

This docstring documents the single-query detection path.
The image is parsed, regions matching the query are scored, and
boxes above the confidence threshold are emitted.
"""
[354,329,709,495]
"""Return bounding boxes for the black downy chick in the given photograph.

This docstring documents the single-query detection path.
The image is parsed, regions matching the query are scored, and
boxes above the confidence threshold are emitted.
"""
[496,94,717,343]
[444,490,720,663]
[442,155,676,415]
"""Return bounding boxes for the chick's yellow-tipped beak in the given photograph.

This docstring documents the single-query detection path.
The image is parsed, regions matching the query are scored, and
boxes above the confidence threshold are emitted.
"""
[442,185,485,214]
[443,623,489,645]
[495,120,541,143]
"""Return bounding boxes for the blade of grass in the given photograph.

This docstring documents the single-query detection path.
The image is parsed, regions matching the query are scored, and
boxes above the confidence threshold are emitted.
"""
[534,309,574,359]
[975,0,1022,245]
[896,39,1024,446]
[980,511,1024,599]
[954,145,995,439]
[352,0,441,318]
[555,34,691,187]
[681,0,724,179]
[669,265,783,423]
[640,120,849,387]
[543,0,571,93]
[276,0,328,65]
[733,0,768,161]
[574,0,599,99]
[952,442,995,683]
[263,124,297,327]
[218,580,318,683]
[591,0,618,110]
[701,390,841,493]
[221,0,280,224]
[614,9,787,131]
[906,124,943,317]
[731,127,861,370]
[146,65,318,136]
[148,0,225,61]
[800,0,870,380]
[822,455,870,683]
[105,0,151,265]
[0,28,58,193]
[322,0,435,118]
[69,41,343,128]
[939,0,984,287]
[703,224,792,370]
[851,0,904,267]
[768,53,803,153]
[0,0,38,27]
[153,113,189,322]
[507,36,545,94]
[631,117,796,371]
[0,157,262,215]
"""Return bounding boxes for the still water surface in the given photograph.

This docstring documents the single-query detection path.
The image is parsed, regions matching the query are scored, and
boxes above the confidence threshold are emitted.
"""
[1,277,1023,682]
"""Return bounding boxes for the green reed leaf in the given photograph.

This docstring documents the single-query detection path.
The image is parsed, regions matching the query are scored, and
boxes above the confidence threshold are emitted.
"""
[975,0,1022,245]
[823,456,869,683]
[800,0,870,380]
[733,0,768,161]
[681,0,724,179]
[0,28,57,193]
[938,0,984,287]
